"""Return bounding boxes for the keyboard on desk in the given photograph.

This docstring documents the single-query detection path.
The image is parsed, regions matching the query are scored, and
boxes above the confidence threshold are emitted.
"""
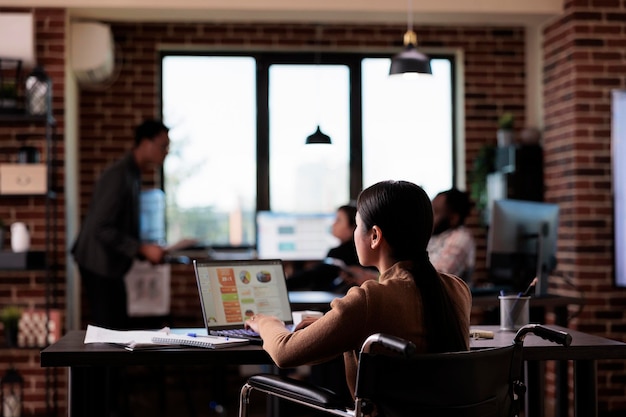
[210,323,295,344]
[210,328,262,343]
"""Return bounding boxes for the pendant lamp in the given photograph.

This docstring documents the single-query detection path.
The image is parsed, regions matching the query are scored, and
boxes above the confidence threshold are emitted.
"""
[306,126,332,145]
[305,32,332,145]
[389,0,432,76]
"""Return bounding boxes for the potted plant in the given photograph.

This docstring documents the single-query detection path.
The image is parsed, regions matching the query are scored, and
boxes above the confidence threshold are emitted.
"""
[1,306,22,347]
[497,112,514,147]
[0,81,18,110]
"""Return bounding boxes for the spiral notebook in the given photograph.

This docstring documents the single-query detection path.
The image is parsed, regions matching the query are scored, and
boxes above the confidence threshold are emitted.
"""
[150,334,249,349]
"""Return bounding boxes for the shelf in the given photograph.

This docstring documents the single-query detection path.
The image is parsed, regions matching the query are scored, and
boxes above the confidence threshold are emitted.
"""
[0,251,46,270]
[0,112,55,125]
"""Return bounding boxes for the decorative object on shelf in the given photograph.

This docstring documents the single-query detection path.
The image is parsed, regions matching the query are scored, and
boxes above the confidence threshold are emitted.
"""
[389,0,431,76]
[470,144,496,225]
[0,307,22,348]
[0,164,48,195]
[18,309,62,347]
[24,66,51,116]
[0,12,36,68]
[17,145,40,164]
[10,222,30,253]
[497,112,514,147]
[0,58,22,114]
[0,366,23,417]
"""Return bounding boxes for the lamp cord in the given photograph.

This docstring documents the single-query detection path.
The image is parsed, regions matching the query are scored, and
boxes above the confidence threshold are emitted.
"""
[407,0,413,32]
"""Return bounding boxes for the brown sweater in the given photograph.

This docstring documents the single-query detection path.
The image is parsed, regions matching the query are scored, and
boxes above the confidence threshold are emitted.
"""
[255,261,472,396]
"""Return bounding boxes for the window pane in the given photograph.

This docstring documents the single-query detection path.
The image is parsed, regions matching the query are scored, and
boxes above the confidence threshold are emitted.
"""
[162,56,257,246]
[362,58,453,198]
[269,64,350,213]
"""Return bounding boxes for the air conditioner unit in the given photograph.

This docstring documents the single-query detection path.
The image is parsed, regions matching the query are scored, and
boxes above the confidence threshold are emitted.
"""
[71,22,115,84]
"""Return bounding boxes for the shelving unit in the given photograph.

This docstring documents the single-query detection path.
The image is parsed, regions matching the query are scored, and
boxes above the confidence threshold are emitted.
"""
[0,109,58,416]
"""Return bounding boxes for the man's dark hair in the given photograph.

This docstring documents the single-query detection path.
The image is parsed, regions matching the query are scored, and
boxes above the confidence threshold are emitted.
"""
[440,188,473,225]
[134,119,169,147]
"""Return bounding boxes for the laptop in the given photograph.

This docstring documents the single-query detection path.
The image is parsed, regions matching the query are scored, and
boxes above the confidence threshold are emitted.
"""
[193,259,295,343]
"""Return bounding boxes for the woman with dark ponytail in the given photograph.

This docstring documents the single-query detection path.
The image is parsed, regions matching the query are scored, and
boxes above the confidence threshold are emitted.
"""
[245,180,471,398]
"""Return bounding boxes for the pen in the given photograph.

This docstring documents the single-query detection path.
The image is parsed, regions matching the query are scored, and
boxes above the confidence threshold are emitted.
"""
[187,333,197,337]
[521,277,538,297]
[508,277,538,328]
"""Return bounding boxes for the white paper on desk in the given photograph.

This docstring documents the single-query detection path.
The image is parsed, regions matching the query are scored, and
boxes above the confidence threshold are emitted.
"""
[84,324,170,346]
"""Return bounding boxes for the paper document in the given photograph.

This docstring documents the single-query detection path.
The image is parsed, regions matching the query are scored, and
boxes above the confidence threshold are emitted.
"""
[83,325,249,350]
[84,325,171,346]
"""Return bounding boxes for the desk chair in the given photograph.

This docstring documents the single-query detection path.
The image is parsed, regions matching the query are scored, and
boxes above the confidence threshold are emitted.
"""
[239,324,571,417]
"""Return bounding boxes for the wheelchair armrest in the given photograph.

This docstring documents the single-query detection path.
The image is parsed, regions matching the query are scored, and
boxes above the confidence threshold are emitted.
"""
[246,374,347,409]
[361,333,416,357]
[514,324,572,346]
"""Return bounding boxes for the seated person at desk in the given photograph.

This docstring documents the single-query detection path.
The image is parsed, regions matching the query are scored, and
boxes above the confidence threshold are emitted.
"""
[245,180,471,399]
[341,188,477,287]
[427,188,476,284]
[286,204,359,292]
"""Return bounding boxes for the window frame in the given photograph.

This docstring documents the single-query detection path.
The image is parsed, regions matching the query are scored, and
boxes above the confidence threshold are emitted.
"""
[159,50,458,244]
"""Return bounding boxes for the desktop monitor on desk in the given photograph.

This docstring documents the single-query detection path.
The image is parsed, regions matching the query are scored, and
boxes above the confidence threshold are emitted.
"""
[256,211,339,260]
[487,199,559,296]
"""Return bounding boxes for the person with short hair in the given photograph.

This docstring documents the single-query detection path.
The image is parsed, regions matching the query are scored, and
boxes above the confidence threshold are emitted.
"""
[428,188,476,283]
[72,119,170,329]
[245,180,471,398]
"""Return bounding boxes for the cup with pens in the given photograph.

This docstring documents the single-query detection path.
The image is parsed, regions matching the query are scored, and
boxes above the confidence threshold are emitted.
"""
[498,278,537,331]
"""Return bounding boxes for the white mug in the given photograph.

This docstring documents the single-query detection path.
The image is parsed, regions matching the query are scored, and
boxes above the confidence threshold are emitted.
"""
[11,222,30,252]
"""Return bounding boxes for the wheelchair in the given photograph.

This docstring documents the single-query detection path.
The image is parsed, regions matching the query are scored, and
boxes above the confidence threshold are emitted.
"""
[239,324,571,417]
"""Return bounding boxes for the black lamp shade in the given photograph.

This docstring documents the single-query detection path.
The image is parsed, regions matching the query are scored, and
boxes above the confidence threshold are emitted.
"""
[389,45,432,75]
[306,126,332,144]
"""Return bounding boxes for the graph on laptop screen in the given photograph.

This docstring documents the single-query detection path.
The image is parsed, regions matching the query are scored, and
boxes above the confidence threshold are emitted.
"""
[256,211,339,260]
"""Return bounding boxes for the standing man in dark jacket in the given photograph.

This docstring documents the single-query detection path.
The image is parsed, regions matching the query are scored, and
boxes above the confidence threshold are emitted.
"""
[72,119,170,329]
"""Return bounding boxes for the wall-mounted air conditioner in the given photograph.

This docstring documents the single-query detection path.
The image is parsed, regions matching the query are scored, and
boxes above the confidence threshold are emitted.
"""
[71,22,115,85]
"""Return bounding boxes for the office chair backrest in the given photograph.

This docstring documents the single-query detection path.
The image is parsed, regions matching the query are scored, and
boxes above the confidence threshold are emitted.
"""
[355,345,518,417]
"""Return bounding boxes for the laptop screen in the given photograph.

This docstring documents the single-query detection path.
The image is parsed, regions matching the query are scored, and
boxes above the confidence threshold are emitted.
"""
[193,259,294,331]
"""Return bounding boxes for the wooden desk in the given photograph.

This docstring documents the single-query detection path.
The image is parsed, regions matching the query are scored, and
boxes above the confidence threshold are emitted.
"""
[41,325,624,417]
[472,325,626,417]
[290,291,583,325]
[41,330,271,417]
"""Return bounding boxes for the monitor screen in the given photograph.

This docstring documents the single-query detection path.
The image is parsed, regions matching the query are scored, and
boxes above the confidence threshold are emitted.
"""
[256,211,340,261]
[487,199,559,295]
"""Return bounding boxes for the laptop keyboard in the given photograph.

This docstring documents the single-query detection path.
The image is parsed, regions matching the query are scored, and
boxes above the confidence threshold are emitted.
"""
[212,328,261,338]
[211,324,295,340]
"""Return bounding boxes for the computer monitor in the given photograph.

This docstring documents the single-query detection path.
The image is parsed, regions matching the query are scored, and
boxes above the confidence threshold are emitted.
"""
[487,199,559,296]
[256,211,339,261]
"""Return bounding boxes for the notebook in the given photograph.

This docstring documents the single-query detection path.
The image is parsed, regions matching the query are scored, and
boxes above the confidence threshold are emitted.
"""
[150,334,249,349]
[193,259,295,343]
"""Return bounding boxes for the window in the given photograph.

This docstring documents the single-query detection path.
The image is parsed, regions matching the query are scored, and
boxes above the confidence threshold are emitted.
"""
[161,52,456,247]
[362,58,454,196]
[269,64,350,212]
[162,56,257,246]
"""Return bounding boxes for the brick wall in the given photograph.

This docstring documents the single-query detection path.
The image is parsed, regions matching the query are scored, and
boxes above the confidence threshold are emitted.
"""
[543,0,626,414]
[0,8,68,416]
[76,21,526,325]
[2,2,625,416]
